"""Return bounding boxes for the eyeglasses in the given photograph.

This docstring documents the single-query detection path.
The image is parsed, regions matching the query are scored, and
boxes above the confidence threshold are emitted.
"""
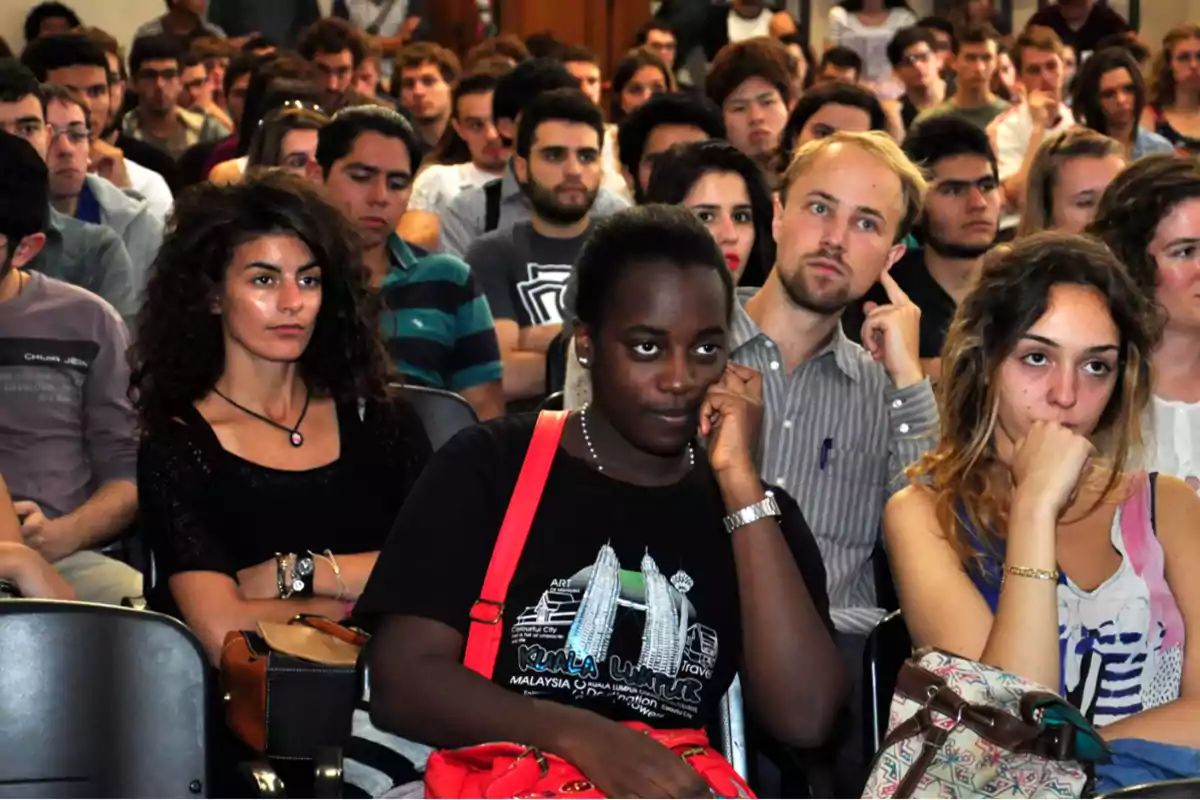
[903,51,933,66]
[49,123,90,145]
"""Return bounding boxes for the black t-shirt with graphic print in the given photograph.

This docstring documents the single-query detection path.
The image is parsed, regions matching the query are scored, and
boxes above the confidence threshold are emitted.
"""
[356,413,832,730]
[464,221,594,328]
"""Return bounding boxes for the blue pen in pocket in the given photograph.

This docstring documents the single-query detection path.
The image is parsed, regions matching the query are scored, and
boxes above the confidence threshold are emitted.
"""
[819,437,833,470]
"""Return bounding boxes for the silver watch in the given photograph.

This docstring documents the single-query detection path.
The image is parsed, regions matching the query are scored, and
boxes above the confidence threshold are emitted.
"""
[723,490,780,533]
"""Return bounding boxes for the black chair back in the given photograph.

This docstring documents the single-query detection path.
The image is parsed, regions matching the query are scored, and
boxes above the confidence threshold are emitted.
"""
[862,609,912,764]
[545,331,568,396]
[0,601,208,798]
[398,385,479,452]
[538,391,565,412]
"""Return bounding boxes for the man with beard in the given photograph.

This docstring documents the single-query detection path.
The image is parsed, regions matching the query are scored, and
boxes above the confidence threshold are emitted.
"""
[314,106,504,420]
[464,90,603,406]
[440,59,629,258]
[0,131,141,606]
[843,116,1000,379]
[731,130,937,796]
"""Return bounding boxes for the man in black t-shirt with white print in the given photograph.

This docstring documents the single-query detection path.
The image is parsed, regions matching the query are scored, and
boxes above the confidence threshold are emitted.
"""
[464,89,605,406]
[843,116,1001,380]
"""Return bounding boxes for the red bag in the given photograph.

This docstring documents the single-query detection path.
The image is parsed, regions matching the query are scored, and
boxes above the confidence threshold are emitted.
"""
[423,411,756,799]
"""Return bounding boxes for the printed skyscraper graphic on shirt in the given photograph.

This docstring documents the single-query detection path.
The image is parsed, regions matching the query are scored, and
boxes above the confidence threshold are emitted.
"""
[510,544,718,722]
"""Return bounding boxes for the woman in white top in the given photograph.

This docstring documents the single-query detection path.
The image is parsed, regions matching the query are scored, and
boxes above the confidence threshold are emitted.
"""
[825,0,918,98]
[1090,154,1200,490]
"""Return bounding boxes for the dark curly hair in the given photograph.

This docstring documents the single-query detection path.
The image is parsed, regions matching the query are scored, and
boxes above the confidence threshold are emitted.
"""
[1087,153,1200,299]
[130,171,390,431]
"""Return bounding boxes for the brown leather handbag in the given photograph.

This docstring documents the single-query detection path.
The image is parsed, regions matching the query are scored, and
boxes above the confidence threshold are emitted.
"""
[220,615,368,760]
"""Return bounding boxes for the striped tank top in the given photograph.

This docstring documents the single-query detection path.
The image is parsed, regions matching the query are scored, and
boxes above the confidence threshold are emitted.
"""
[965,473,1185,726]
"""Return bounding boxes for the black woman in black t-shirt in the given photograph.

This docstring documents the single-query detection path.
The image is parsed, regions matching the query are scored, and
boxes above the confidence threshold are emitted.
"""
[131,172,431,665]
[356,205,844,797]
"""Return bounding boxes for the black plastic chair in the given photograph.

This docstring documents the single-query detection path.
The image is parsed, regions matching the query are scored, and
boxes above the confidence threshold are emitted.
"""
[538,391,565,412]
[861,610,912,764]
[0,600,209,798]
[396,385,479,451]
[1097,779,1200,798]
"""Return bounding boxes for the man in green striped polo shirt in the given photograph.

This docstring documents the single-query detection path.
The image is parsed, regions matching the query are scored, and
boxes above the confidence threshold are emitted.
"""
[314,106,504,420]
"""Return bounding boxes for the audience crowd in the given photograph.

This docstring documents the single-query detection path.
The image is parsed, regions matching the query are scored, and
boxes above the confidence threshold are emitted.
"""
[4,0,1200,797]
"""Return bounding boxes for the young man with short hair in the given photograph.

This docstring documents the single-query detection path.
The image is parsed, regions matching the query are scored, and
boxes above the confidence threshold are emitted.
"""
[734,130,937,795]
[439,58,630,258]
[464,89,605,405]
[843,116,1000,377]
[560,45,603,107]
[636,19,678,70]
[313,106,504,420]
[783,82,888,157]
[0,60,136,323]
[24,30,178,215]
[913,24,1010,133]
[706,37,793,177]
[814,46,862,85]
[1027,0,1129,58]
[0,130,142,606]
[617,91,726,202]
[395,42,459,149]
[988,25,1074,228]
[297,17,365,94]
[121,34,230,159]
[180,52,232,130]
[885,26,946,132]
[42,84,163,294]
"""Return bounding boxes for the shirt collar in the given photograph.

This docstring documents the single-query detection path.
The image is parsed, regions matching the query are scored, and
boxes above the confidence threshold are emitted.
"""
[730,286,863,382]
[386,232,416,272]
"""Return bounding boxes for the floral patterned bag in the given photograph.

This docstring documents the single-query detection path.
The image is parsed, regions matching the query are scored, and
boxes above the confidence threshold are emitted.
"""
[862,648,1111,799]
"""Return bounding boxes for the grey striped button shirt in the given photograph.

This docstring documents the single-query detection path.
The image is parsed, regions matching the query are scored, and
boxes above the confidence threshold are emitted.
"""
[730,291,939,634]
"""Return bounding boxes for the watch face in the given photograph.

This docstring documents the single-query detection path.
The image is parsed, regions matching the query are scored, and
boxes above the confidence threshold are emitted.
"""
[297,556,315,576]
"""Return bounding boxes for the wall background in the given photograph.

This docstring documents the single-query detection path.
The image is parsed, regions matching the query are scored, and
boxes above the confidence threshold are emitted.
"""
[0,0,1191,65]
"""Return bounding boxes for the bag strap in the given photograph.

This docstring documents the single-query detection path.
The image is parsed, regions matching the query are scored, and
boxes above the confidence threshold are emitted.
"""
[463,410,570,679]
[483,178,503,232]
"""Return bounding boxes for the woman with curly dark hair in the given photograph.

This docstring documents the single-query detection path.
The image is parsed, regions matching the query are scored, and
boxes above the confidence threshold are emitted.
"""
[132,171,431,665]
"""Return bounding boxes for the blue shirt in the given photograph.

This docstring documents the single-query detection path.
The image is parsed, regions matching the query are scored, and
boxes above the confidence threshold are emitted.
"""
[74,181,102,225]
[379,234,502,392]
[1132,127,1177,160]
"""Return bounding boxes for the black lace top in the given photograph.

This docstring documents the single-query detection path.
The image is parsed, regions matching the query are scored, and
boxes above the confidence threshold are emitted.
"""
[137,395,431,596]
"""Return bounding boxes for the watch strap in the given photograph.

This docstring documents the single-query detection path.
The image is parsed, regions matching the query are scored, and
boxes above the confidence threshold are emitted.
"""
[723,490,781,533]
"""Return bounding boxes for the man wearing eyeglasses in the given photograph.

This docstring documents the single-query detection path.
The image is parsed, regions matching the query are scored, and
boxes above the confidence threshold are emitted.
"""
[43,84,162,296]
[121,34,230,160]
[884,26,946,135]
[0,60,136,325]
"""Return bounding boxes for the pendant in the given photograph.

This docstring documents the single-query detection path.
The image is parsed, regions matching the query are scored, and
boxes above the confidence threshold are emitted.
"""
[290,431,304,447]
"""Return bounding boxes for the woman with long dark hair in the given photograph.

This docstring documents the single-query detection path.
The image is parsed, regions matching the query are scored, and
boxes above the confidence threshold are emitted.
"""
[1072,47,1175,161]
[133,172,431,664]
[245,103,329,177]
[1142,22,1200,154]
[645,140,774,288]
[609,48,675,124]
[886,231,1200,743]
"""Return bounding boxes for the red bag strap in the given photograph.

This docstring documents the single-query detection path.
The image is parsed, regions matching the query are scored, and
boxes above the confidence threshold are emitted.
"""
[463,410,569,679]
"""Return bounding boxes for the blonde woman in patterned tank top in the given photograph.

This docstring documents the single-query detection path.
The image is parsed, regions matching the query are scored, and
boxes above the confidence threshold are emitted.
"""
[885,232,1200,747]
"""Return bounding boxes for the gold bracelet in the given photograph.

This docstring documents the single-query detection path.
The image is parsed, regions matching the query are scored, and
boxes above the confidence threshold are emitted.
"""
[1001,564,1060,588]
[310,549,345,601]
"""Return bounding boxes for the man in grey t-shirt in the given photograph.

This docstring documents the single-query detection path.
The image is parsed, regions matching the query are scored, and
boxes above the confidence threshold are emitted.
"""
[0,132,141,606]
[464,89,605,406]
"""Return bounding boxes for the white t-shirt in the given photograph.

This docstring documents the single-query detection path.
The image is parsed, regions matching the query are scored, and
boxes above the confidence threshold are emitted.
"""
[602,123,632,204]
[1148,396,1200,491]
[409,162,502,214]
[826,6,918,98]
[989,101,1075,230]
[339,0,411,82]
[124,158,173,227]
[727,8,773,43]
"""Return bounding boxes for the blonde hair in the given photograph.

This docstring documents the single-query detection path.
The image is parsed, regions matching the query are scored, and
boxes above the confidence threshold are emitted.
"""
[1149,22,1200,109]
[1017,129,1125,238]
[779,130,927,243]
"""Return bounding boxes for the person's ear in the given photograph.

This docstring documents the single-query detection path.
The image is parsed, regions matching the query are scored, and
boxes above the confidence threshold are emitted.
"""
[514,153,529,183]
[772,193,784,244]
[574,327,594,368]
[10,233,46,270]
[496,117,515,142]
